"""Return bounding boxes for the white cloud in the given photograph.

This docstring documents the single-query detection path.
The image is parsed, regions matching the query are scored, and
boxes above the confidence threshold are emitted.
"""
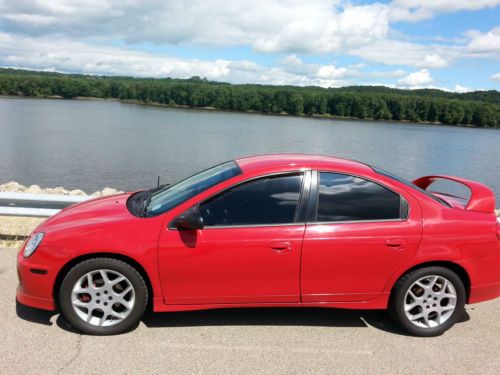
[2,0,495,50]
[0,33,356,88]
[492,73,500,81]
[279,55,350,81]
[398,69,433,87]
[0,0,499,87]
[0,31,473,90]
[281,55,303,66]
[0,0,394,56]
[349,39,453,68]
[465,27,500,55]
[3,0,497,43]
[453,84,472,93]
[316,65,348,79]
[389,0,500,21]
[252,3,390,54]
[369,69,406,78]
[0,33,231,78]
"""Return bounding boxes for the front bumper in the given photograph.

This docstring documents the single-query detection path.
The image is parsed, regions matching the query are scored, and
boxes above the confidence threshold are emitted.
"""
[17,287,55,310]
[16,248,59,311]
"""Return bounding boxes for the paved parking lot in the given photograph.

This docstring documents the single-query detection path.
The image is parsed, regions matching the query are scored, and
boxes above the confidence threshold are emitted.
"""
[1,248,499,374]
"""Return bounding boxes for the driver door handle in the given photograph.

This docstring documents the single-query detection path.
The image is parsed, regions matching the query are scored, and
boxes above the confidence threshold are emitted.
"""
[270,241,292,252]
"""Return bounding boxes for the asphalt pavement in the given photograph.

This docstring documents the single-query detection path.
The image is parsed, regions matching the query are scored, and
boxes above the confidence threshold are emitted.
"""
[1,248,499,374]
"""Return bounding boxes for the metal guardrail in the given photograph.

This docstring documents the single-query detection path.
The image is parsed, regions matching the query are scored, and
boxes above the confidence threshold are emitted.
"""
[0,192,92,217]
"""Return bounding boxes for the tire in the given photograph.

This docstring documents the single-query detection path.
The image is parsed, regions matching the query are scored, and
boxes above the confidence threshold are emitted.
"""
[59,258,148,335]
[389,266,466,337]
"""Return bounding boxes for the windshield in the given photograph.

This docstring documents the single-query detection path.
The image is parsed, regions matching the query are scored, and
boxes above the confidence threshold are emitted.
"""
[145,161,242,216]
[372,167,450,207]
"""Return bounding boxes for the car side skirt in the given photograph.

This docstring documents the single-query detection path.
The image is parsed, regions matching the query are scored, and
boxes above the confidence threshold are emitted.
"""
[152,292,391,312]
[469,282,500,304]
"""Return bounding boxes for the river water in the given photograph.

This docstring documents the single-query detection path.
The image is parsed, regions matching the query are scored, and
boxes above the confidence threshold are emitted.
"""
[0,97,499,198]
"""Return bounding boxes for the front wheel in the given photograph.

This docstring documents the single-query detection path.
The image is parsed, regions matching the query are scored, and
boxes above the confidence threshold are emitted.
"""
[389,267,466,337]
[59,258,148,335]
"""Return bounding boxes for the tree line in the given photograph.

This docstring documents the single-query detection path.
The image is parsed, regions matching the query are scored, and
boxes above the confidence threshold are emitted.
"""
[0,68,498,127]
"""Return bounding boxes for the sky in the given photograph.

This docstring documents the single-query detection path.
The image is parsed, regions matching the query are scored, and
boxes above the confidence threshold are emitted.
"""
[0,0,499,92]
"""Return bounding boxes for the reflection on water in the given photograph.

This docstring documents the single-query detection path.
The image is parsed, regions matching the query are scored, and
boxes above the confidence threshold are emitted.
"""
[0,97,499,198]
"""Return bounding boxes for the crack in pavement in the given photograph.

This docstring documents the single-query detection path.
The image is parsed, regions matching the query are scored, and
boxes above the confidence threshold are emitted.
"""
[57,335,82,374]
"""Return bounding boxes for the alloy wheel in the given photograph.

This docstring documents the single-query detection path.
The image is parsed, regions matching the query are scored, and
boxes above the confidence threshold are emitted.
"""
[404,275,457,329]
[71,269,135,327]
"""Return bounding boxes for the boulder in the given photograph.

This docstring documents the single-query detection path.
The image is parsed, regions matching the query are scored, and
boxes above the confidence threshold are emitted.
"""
[45,187,69,195]
[69,189,86,196]
[101,187,123,196]
[26,185,43,194]
[0,181,26,192]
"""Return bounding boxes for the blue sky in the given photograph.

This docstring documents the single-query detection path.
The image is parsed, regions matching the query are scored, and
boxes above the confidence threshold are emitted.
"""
[0,0,499,91]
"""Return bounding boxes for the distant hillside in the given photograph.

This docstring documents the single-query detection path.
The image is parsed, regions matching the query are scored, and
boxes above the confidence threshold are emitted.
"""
[332,86,500,106]
[0,67,498,127]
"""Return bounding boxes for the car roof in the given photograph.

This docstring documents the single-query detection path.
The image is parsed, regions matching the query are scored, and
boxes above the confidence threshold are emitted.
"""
[235,154,375,175]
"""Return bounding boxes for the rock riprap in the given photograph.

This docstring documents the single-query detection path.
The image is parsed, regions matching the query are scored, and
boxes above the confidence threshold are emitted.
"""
[0,181,123,197]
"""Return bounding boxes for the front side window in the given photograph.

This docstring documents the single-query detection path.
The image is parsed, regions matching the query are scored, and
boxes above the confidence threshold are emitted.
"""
[200,173,304,226]
[146,161,242,215]
[316,172,403,222]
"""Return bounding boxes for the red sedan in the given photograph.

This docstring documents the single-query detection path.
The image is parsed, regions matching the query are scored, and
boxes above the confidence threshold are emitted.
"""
[17,154,500,336]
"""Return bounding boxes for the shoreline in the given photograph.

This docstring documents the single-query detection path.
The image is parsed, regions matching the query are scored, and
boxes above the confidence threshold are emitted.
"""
[1,95,496,129]
[0,181,123,197]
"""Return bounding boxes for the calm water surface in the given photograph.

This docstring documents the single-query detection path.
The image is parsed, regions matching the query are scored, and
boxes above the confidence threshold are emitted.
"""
[0,97,499,198]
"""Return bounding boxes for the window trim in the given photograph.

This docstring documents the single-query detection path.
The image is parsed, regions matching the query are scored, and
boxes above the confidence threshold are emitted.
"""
[188,170,310,229]
[198,222,306,230]
[309,171,410,225]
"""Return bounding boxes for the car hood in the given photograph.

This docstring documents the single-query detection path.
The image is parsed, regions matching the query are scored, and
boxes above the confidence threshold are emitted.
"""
[36,193,134,234]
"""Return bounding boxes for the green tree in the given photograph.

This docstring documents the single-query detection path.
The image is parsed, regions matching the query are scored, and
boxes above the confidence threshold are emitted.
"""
[288,93,304,115]
[0,67,497,127]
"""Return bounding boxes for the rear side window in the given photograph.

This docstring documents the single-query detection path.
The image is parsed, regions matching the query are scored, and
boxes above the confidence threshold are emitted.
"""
[372,166,450,207]
[200,173,303,226]
[316,173,403,222]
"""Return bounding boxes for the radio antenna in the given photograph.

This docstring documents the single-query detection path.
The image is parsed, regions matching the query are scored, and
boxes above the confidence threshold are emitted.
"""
[157,176,160,187]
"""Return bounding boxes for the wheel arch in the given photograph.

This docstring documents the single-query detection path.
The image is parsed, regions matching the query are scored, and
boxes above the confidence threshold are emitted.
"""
[389,261,471,303]
[53,252,155,309]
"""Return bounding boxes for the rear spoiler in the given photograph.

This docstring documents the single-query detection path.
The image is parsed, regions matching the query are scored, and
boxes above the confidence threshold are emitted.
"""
[412,175,496,213]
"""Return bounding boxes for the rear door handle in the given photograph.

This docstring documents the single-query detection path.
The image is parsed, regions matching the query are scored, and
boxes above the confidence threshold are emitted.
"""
[385,239,406,250]
[270,241,292,252]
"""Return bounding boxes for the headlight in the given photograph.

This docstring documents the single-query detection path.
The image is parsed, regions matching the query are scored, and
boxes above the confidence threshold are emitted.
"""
[23,232,45,258]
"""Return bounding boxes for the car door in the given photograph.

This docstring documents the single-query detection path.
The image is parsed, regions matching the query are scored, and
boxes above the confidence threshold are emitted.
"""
[157,171,310,305]
[301,171,422,302]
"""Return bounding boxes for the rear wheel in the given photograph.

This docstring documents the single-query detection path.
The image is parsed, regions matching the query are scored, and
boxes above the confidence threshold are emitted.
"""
[59,258,148,335]
[389,266,466,337]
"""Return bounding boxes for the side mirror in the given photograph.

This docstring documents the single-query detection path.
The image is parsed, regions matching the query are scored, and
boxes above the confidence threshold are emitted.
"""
[170,208,204,231]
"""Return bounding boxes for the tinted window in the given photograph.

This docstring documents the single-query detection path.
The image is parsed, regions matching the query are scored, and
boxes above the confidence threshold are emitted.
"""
[146,161,241,215]
[200,174,303,226]
[317,173,402,222]
[372,166,450,207]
